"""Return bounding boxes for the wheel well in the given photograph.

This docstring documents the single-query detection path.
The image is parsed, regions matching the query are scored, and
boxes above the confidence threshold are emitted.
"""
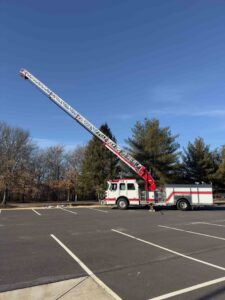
[116,196,129,205]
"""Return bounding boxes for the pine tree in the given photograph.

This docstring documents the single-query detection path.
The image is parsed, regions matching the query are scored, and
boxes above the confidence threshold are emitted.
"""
[78,123,118,199]
[182,137,215,183]
[125,118,180,185]
[211,146,225,188]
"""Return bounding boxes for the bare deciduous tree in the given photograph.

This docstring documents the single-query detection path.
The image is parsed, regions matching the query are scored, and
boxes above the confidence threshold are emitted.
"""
[0,122,34,204]
[64,146,86,201]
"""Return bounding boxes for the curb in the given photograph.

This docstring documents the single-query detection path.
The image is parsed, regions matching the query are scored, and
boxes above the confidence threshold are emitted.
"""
[0,205,112,211]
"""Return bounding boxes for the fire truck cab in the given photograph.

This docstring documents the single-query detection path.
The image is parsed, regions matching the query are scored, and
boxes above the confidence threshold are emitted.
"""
[104,178,154,209]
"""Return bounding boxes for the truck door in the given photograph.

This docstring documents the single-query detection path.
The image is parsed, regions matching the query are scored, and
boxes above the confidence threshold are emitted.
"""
[108,183,118,199]
[127,182,138,199]
[119,182,127,198]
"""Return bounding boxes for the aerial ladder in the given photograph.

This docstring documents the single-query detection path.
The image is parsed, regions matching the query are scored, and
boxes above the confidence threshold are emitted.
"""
[19,69,156,193]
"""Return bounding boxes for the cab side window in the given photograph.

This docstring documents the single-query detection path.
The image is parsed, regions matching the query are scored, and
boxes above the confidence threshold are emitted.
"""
[111,183,117,191]
[120,183,126,190]
[127,183,135,190]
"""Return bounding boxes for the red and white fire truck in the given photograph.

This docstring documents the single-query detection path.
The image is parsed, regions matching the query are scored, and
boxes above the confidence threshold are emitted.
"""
[20,69,214,210]
[104,179,213,210]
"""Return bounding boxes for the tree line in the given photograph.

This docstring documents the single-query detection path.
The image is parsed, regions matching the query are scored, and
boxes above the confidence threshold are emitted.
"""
[0,120,224,205]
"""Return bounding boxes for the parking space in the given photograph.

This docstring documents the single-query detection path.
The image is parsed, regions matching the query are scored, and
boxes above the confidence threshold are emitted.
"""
[0,219,86,292]
[1,206,225,299]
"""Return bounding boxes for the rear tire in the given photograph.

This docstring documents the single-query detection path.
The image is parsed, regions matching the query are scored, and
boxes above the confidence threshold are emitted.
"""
[117,198,129,210]
[177,199,190,211]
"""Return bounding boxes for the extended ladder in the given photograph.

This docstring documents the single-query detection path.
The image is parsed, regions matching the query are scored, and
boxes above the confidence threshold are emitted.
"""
[20,69,156,191]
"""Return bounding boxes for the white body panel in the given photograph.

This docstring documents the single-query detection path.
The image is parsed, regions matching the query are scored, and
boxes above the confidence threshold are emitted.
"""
[163,185,213,206]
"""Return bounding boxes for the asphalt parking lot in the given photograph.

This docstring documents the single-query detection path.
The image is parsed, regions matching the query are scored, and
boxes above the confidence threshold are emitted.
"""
[1,206,225,299]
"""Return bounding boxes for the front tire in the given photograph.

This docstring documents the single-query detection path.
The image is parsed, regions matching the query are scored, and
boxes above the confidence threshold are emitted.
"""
[177,199,190,211]
[117,198,129,210]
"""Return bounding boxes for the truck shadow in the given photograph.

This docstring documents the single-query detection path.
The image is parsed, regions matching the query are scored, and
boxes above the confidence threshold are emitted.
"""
[192,205,225,211]
[112,205,225,211]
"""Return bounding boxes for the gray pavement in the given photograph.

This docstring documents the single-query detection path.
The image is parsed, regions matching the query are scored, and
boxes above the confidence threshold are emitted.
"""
[1,206,225,299]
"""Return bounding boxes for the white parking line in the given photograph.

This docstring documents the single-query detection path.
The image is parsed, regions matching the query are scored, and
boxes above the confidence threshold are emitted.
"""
[191,220,225,225]
[59,207,77,215]
[190,222,205,224]
[112,229,225,271]
[159,225,225,241]
[149,276,225,300]
[89,208,108,213]
[32,209,41,216]
[199,222,225,227]
[51,234,121,300]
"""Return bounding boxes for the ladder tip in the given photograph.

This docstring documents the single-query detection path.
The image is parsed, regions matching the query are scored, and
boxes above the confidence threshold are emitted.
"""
[19,68,28,79]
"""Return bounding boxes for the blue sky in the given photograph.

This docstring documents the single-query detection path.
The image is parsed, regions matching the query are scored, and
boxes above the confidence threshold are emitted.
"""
[1,0,225,151]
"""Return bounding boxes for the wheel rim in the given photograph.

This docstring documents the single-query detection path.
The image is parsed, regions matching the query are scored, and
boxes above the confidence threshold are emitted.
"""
[120,201,126,208]
[180,201,187,209]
